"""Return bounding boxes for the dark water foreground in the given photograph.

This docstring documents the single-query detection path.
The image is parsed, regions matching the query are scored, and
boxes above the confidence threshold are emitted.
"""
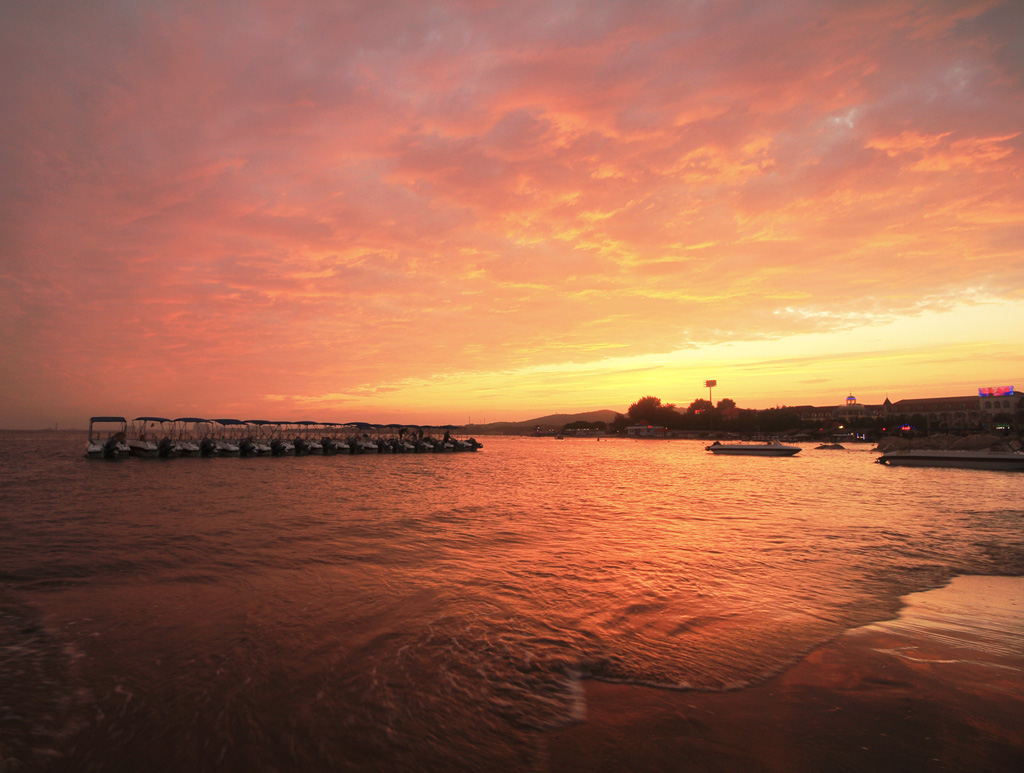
[1,432,1022,770]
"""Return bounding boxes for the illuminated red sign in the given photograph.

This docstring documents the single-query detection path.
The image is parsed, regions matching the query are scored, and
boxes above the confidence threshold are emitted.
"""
[978,386,1014,397]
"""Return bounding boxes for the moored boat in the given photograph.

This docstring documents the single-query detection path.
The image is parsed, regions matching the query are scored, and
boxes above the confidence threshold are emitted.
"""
[133,417,181,458]
[264,422,296,456]
[876,449,1024,471]
[172,418,205,457]
[345,422,380,454]
[706,440,801,456]
[211,419,243,456]
[86,416,130,459]
[242,421,275,455]
[129,417,179,458]
[294,421,323,455]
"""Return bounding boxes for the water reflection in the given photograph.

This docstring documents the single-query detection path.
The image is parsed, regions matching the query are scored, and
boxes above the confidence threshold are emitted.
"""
[1,433,1022,770]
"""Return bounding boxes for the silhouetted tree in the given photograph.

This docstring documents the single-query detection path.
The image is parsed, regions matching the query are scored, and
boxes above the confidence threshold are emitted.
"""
[627,396,680,427]
[686,398,712,415]
[563,421,592,430]
[561,420,609,433]
[756,407,802,432]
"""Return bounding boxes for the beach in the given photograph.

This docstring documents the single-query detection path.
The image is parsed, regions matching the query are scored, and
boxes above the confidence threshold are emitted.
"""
[547,575,1024,772]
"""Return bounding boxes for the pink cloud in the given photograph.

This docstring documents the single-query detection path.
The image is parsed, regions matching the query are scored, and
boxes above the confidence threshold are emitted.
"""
[2,0,1022,427]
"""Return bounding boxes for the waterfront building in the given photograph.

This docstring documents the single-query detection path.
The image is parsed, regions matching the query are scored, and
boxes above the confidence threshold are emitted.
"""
[626,424,669,437]
[789,389,1021,432]
[791,394,884,427]
[979,391,1022,429]
[887,396,981,430]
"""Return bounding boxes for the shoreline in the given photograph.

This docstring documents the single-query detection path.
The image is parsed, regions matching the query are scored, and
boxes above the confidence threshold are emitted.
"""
[545,575,1024,772]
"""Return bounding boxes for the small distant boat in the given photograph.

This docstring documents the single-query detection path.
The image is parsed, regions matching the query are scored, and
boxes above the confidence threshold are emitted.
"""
[876,449,1024,471]
[706,440,801,457]
[86,416,130,459]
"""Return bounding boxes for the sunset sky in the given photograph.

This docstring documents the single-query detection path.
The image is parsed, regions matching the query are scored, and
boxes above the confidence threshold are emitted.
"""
[2,0,1022,429]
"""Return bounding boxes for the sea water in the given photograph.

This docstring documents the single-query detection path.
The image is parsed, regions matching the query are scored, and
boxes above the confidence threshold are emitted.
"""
[1,431,1022,770]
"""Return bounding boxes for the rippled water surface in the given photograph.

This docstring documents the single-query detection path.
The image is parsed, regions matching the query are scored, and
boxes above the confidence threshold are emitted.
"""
[2,431,1022,770]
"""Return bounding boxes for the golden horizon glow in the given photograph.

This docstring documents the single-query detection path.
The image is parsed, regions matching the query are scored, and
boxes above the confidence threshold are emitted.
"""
[1,1,1022,429]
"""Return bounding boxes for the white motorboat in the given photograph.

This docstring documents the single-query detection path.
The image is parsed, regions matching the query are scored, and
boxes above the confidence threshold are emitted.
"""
[129,417,179,458]
[344,422,379,454]
[211,419,242,456]
[243,421,275,455]
[318,425,348,455]
[706,440,801,456]
[133,417,182,458]
[264,422,296,456]
[192,420,220,457]
[383,424,415,453]
[876,449,1024,471]
[172,418,205,457]
[295,421,323,454]
[86,416,130,459]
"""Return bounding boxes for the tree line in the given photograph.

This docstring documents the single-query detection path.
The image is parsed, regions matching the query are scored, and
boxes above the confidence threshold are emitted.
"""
[617,395,806,433]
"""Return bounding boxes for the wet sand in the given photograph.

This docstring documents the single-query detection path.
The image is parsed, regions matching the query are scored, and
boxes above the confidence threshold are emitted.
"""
[546,576,1024,772]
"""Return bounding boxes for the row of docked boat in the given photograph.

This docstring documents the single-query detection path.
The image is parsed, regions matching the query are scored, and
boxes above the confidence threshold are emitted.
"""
[85,417,483,459]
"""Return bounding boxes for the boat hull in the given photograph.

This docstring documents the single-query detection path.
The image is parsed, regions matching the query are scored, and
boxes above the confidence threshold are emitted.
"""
[86,441,129,459]
[128,440,159,458]
[877,450,1024,471]
[706,443,801,456]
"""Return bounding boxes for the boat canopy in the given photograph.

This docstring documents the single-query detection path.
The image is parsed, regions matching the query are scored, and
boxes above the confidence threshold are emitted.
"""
[212,419,245,426]
[173,417,209,423]
[135,416,173,423]
[89,416,127,423]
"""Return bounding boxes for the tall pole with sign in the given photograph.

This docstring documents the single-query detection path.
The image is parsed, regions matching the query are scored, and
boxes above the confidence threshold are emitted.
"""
[704,379,716,432]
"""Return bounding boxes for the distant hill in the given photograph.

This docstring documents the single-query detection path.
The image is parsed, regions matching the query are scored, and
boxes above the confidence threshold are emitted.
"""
[465,409,621,435]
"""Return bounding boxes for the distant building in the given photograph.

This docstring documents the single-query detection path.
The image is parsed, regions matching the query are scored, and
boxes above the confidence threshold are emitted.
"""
[833,393,878,424]
[626,424,668,437]
[887,396,980,429]
[791,393,884,426]
[789,390,1022,431]
[979,392,1021,427]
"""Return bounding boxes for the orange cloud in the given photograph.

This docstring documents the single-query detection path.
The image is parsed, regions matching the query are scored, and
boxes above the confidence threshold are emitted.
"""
[2,0,1022,428]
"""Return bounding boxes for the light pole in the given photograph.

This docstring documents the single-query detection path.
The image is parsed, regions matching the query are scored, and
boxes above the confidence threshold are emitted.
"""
[704,379,716,433]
